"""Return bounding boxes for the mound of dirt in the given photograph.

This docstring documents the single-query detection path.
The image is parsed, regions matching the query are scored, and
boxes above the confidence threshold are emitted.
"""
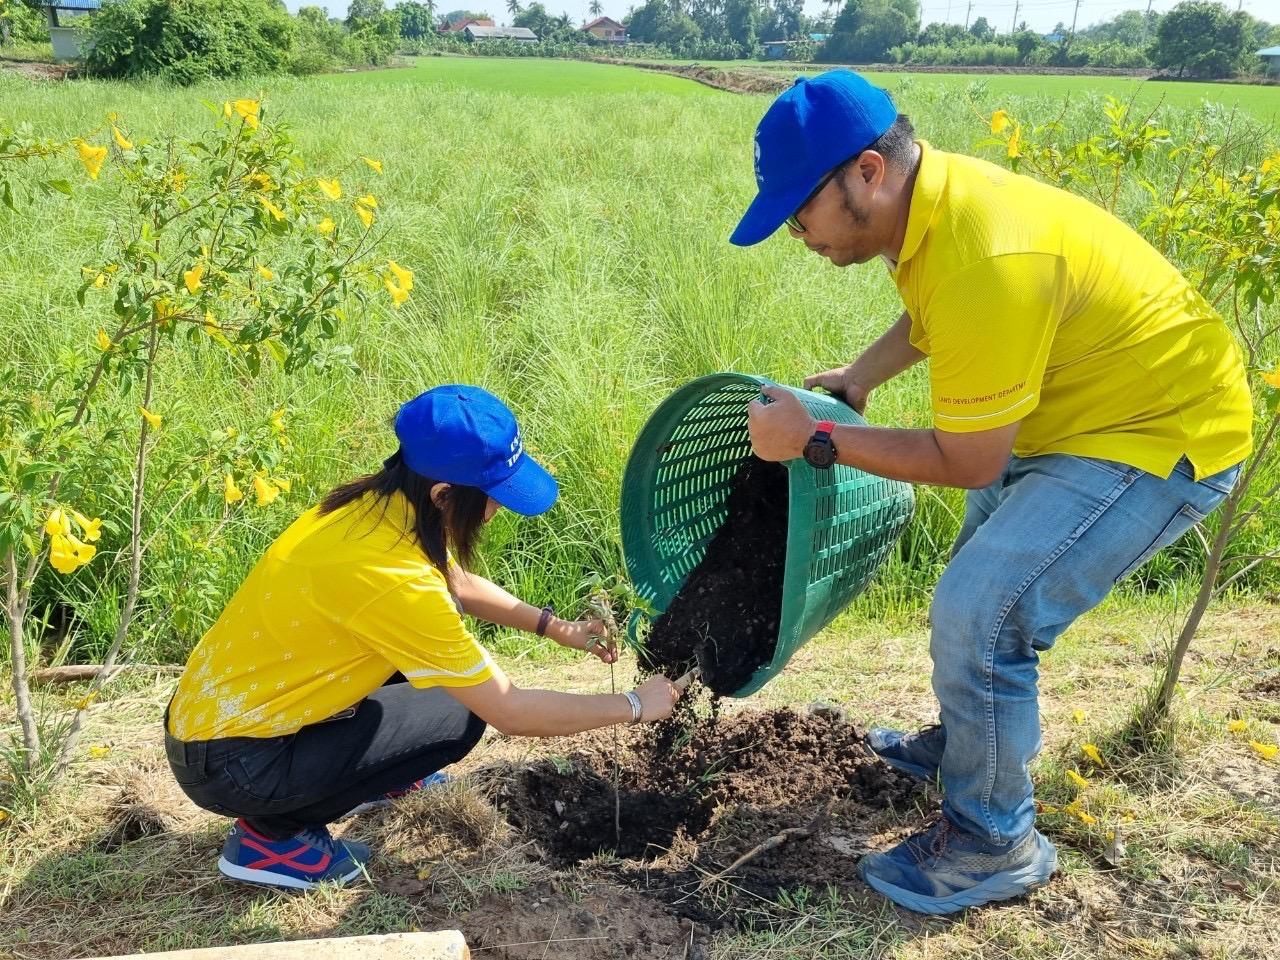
[641,457,789,695]
[488,707,923,924]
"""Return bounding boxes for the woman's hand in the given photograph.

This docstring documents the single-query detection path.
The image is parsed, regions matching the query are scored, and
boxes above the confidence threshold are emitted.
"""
[548,617,618,664]
[632,675,682,723]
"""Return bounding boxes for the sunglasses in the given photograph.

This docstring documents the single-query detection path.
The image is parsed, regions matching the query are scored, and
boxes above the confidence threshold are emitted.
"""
[784,168,838,234]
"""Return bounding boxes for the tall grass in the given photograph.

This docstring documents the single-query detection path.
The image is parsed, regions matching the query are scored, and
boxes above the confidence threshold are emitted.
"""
[0,64,1275,665]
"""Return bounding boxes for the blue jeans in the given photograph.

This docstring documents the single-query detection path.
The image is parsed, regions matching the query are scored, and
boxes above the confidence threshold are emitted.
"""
[931,453,1240,844]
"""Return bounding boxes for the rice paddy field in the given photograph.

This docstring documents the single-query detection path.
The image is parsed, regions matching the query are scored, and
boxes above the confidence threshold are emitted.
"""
[1,54,1279,960]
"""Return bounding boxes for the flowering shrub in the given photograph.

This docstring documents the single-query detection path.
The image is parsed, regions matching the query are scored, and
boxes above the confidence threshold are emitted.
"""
[1,98,412,784]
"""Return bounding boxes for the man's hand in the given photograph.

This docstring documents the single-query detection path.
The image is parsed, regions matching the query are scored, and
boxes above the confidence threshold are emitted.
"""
[747,385,816,462]
[804,365,871,414]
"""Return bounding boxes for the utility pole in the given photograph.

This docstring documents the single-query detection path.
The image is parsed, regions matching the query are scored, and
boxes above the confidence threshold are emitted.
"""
[1144,0,1154,42]
[1011,0,1020,34]
[964,0,972,31]
[1065,0,1081,52]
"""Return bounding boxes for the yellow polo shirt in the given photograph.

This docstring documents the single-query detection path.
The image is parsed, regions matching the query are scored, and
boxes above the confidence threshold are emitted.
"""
[167,492,493,741]
[893,141,1252,480]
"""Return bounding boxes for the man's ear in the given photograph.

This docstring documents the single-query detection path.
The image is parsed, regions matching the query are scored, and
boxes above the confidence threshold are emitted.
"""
[430,482,451,508]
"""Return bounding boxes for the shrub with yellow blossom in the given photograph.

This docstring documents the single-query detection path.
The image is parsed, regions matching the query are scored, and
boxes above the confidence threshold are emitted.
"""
[976,97,1280,731]
[0,100,411,783]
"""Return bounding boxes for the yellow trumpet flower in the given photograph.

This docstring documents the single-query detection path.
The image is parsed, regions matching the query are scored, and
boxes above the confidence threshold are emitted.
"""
[183,263,205,294]
[75,139,107,180]
[224,474,244,504]
[70,509,102,542]
[317,217,336,235]
[112,126,133,151]
[139,406,162,430]
[272,477,292,493]
[355,203,374,229]
[253,474,280,507]
[44,508,71,538]
[316,178,342,201]
[384,276,409,308]
[234,99,261,130]
[387,260,414,292]
[1006,124,1022,161]
[257,265,275,282]
[96,328,112,352]
[1262,364,1280,390]
[989,109,1010,134]
[258,197,285,222]
[361,156,383,174]
[1250,741,1278,762]
[1066,769,1091,790]
[1081,743,1104,767]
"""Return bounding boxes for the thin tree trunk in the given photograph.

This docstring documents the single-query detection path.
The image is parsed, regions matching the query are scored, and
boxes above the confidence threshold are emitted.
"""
[5,548,41,773]
[53,323,160,778]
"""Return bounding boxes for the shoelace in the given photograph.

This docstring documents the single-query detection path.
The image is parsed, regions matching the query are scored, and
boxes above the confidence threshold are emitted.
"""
[298,827,337,858]
[908,723,943,746]
[906,815,955,868]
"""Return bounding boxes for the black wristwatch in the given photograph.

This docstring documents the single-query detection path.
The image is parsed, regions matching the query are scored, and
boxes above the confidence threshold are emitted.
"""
[803,420,837,469]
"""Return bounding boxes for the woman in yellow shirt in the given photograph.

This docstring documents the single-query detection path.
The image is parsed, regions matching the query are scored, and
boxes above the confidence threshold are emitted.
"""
[166,385,682,890]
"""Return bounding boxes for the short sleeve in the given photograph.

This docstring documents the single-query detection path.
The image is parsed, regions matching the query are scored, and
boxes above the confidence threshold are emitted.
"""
[922,253,1066,433]
[348,573,494,689]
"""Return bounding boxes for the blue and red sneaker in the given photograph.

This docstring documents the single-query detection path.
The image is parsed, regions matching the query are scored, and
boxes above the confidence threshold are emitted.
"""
[217,819,371,891]
[342,771,453,818]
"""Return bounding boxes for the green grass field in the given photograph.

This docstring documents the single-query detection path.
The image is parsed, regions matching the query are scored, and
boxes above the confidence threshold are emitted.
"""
[340,55,722,96]
[665,58,1280,124]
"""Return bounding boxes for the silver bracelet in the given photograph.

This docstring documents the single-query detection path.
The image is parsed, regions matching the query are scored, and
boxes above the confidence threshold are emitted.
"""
[623,690,643,725]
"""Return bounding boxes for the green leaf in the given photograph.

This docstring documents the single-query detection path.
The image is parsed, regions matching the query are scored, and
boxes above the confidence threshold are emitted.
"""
[46,179,73,197]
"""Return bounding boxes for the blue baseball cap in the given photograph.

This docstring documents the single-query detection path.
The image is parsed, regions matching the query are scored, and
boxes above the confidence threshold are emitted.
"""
[394,385,558,517]
[730,70,898,247]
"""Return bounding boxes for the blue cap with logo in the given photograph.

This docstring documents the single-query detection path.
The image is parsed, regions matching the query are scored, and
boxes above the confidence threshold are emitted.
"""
[730,70,898,247]
[394,385,558,517]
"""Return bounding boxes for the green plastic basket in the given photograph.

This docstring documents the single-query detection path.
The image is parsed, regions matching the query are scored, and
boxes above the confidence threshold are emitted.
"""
[620,372,915,697]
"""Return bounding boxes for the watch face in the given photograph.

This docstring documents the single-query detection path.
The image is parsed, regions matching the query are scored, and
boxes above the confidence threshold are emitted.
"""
[804,439,836,468]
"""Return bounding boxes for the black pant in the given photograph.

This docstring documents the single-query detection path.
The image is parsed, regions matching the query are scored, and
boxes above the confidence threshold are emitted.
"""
[165,681,486,839]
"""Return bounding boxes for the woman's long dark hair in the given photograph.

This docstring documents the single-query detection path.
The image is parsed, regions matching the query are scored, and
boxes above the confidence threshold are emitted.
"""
[318,450,490,579]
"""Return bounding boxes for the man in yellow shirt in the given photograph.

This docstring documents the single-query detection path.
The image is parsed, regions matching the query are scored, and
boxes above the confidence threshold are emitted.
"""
[737,71,1252,914]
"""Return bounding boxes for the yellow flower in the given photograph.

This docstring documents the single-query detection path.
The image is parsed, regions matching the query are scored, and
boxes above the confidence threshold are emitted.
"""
[272,477,292,493]
[1066,769,1092,790]
[1073,808,1097,826]
[0,810,9,824]
[258,196,286,222]
[138,406,162,430]
[70,509,102,542]
[67,533,95,565]
[1262,364,1280,390]
[361,156,383,174]
[387,260,414,292]
[183,263,205,295]
[1071,708,1087,725]
[92,272,107,288]
[247,172,274,191]
[75,139,107,180]
[111,126,133,151]
[44,508,71,538]
[316,178,342,201]
[233,99,261,129]
[356,203,374,229]
[1250,741,1278,762]
[88,745,110,758]
[96,328,112,352]
[990,109,1010,134]
[154,298,178,324]
[49,533,79,574]
[253,474,280,507]
[1037,803,1059,815]
[204,309,219,333]
[317,217,336,235]
[384,276,409,308]
[223,474,244,504]
[223,101,233,119]
[357,194,378,209]
[1006,124,1022,160]
[1228,718,1247,734]
[270,409,286,433]
[257,265,275,282]
[1081,743,1104,767]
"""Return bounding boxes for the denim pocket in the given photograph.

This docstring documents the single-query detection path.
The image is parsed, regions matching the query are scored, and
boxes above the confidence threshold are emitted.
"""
[222,738,300,804]
[1114,503,1205,583]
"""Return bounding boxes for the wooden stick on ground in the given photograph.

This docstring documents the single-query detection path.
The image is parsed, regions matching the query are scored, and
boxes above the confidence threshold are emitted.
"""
[673,666,700,692]
[696,803,832,891]
[32,664,182,684]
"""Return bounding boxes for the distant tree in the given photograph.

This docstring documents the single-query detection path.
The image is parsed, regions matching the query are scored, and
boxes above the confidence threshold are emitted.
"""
[398,0,437,37]
[507,0,521,14]
[1153,1,1248,78]
[723,0,759,47]
[968,15,992,42]
[589,0,603,15]
[822,0,915,62]
[347,0,386,24]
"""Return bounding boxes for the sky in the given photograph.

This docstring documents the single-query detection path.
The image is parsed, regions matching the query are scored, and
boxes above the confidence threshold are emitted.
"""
[283,0,1277,36]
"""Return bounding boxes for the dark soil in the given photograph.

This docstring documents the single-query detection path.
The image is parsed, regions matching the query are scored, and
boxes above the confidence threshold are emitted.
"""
[490,707,924,930]
[641,457,790,696]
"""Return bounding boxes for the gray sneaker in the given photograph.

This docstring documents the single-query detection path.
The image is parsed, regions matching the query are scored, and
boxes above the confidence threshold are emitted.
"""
[860,816,1058,914]
[866,723,945,781]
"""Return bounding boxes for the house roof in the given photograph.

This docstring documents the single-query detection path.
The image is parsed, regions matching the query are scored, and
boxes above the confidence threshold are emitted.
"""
[38,0,101,9]
[582,17,625,31]
[446,17,495,31]
[1258,46,1280,57]
[465,25,538,40]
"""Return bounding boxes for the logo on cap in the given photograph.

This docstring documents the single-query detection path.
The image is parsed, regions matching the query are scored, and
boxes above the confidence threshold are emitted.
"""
[753,134,763,187]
